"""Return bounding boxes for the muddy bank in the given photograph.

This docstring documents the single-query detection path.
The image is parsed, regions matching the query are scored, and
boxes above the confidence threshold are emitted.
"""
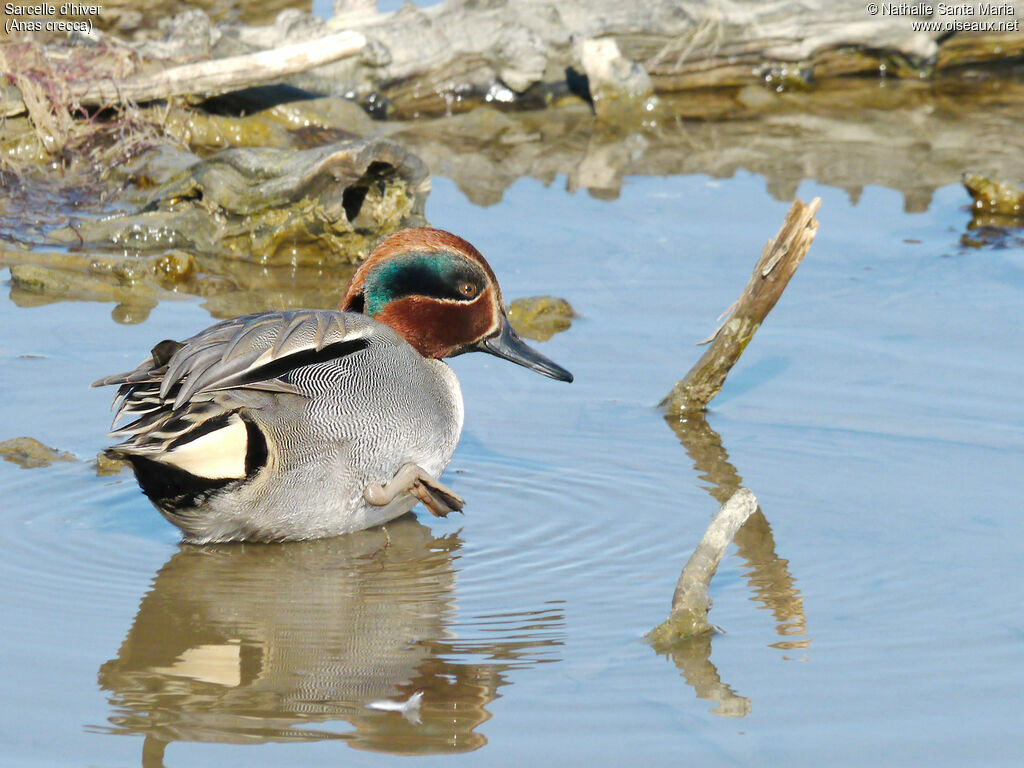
[4,75,1022,316]
[2,2,1022,320]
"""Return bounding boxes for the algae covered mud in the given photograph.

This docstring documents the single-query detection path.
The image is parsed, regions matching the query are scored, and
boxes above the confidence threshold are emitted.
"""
[3,0,1024,765]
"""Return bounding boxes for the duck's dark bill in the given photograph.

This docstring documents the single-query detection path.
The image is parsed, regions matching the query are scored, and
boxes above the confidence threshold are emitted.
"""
[477,319,573,383]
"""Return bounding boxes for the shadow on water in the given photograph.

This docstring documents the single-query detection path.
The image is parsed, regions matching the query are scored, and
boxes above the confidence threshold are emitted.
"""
[653,411,810,717]
[94,516,564,764]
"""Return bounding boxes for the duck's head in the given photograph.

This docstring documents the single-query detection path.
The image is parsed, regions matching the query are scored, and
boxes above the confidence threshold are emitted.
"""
[341,228,573,383]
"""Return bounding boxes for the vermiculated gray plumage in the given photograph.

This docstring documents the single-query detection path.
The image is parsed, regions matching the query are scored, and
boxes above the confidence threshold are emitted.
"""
[95,310,464,543]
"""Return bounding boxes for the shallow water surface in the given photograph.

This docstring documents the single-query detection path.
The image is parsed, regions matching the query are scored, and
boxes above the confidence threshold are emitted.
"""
[2,165,1023,766]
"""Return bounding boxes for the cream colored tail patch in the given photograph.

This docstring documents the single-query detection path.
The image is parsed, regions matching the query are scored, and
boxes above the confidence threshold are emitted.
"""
[160,414,249,479]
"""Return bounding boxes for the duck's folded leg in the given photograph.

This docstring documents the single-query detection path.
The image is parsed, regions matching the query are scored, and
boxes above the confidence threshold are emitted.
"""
[364,463,465,518]
[410,476,465,518]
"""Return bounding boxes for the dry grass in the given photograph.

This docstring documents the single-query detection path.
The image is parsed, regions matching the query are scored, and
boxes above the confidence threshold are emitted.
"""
[0,39,185,248]
[1,38,174,168]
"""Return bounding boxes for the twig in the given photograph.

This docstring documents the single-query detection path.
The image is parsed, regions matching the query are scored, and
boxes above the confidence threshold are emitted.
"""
[646,487,758,646]
[661,197,820,415]
[3,31,367,117]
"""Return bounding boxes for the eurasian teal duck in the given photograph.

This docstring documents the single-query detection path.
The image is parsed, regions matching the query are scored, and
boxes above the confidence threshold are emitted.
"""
[94,228,572,543]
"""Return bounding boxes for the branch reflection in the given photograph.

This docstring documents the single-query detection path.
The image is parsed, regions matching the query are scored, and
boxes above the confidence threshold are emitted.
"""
[653,412,810,715]
[97,517,564,764]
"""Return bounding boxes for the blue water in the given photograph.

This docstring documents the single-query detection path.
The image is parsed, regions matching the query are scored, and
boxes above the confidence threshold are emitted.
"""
[2,165,1023,766]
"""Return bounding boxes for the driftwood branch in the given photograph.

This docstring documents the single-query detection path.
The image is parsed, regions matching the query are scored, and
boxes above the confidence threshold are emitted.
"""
[2,31,366,118]
[647,488,758,645]
[661,197,820,415]
[646,196,817,706]
[664,411,809,644]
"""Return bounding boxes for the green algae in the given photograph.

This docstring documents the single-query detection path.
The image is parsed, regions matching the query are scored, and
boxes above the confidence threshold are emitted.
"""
[507,296,575,341]
[0,437,75,469]
[962,174,1019,219]
[45,138,428,266]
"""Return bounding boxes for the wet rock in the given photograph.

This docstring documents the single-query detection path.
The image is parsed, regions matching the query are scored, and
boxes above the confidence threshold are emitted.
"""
[159,109,294,152]
[507,296,575,342]
[0,437,75,469]
[93,451,128,476]
[148,96,374,155]
[7,247,196,291]
[115,143,202,191]
[110,300,158,325]
[10,264,145,305]
[578,38,659,127]
[263,97,378,138]
[50,138,430,265]
[3,247,200,317]
[0,241,350,318]
[963,172,1024,223]
[153,250,198,282]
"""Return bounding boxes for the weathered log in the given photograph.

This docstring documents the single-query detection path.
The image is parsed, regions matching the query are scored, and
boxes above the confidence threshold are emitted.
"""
[650,628,752,718]
[649,413,810,715]
[661,197,820,415]
[1,31,366,118]
[663,411,809,645]
[7,1,1019,120]
[284,0,1024,114]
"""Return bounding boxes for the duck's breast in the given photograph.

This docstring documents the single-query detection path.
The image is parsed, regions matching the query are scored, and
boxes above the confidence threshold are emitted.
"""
[263,327,464,491]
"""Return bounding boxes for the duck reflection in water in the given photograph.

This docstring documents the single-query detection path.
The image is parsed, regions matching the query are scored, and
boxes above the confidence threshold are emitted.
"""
[97,516,564,765]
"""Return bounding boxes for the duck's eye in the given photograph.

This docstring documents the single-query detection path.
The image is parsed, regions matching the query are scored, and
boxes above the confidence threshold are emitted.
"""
[459,282,478,298]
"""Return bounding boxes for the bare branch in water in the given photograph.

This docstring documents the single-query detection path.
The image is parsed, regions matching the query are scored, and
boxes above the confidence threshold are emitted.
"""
[661,197,821,415]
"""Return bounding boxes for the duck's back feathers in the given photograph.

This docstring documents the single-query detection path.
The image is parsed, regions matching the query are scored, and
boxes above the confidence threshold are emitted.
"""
[93,310,389,492]
[94,310,378,412]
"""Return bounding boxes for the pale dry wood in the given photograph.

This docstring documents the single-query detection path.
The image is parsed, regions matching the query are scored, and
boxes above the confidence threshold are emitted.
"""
[306,0,1024,112]
[661,197,820,415]
[2,31,366,117]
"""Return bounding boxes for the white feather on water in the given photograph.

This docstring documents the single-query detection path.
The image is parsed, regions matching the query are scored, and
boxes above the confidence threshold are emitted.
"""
[365,691,424,724]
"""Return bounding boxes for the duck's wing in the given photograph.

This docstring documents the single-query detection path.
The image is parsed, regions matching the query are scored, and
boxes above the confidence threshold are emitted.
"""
[93,310,381,418]
[93,310,387,482]
[92,310,390,470]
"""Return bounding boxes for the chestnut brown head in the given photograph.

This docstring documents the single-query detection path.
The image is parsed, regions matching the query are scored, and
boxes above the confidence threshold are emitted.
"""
[342,228,572,382]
